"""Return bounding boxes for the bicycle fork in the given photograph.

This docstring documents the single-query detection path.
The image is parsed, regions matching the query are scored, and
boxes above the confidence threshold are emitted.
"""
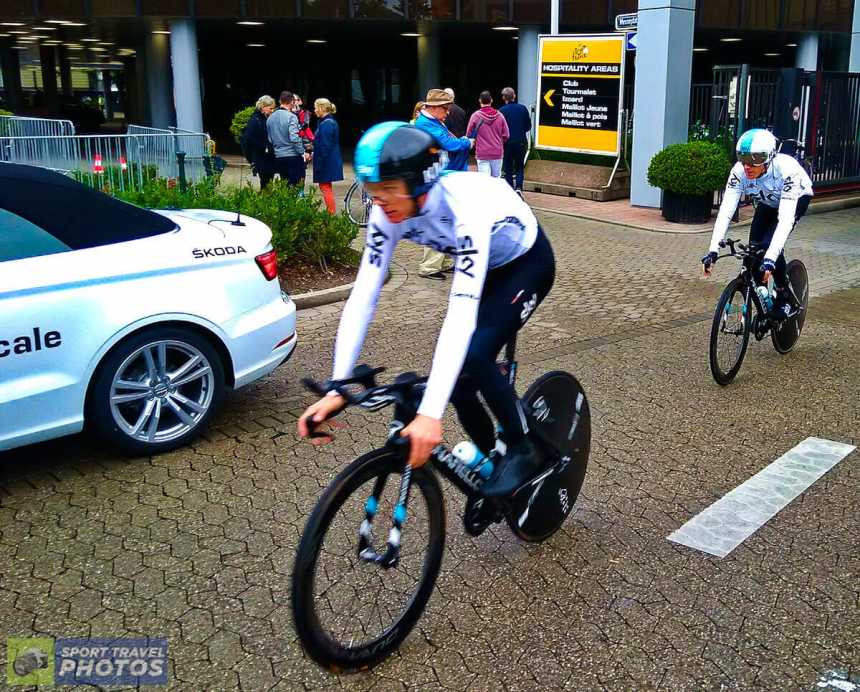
[358,427,414,569]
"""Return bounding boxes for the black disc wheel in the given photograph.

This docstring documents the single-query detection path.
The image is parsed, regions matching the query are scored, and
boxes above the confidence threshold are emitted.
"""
[772,259,809,354]
[345,181,371,228]
[506,371,590,543]
[709,278,752,385]
[292,448,445,672]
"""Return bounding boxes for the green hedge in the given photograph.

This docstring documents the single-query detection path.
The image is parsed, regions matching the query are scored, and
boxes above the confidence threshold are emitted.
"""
[114,178,359,265]
[647,141,732,196]
[230,106,255,145]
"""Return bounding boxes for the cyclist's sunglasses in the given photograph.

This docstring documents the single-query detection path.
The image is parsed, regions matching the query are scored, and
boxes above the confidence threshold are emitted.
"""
[737,152,769,166]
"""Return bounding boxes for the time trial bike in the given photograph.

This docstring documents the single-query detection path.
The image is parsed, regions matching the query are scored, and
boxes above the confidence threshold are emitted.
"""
[291,338,590,672]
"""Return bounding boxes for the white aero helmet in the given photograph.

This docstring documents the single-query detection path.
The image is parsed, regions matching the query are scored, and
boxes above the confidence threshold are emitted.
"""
[736,128,778,166]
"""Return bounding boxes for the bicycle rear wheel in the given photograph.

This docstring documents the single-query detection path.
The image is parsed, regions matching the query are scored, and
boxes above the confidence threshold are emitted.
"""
[709,278,752,385]
[292,448,445,672]
[772,259,809,354]
[506,371,590,542]
[344,181,371,228]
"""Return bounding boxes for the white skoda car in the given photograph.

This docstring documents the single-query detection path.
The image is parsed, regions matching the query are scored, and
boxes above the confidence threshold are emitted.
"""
[0,163,297,455]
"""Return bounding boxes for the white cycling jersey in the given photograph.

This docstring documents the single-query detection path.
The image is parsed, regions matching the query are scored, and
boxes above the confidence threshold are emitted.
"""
[709,153,813,262]
[332,172,538,419]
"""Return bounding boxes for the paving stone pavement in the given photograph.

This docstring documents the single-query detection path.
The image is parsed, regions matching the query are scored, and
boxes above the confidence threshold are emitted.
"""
[1,208,858,691]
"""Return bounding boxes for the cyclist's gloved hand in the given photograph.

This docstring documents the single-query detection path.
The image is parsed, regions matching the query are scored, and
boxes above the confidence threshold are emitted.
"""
[760,258,776,284]
[702,251,718,275]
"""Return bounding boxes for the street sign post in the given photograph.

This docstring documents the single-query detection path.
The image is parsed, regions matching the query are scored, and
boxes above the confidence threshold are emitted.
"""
[534,33,626,156]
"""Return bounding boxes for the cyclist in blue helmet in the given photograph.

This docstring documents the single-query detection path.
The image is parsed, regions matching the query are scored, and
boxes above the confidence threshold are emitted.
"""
[703,128,814,318]
[298,122,556,498]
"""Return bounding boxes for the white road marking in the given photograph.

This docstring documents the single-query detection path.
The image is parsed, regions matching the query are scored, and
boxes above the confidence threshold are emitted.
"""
[668,437,856,558]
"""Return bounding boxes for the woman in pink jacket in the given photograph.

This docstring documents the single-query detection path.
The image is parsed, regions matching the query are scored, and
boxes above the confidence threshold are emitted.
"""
[466,90,510,177]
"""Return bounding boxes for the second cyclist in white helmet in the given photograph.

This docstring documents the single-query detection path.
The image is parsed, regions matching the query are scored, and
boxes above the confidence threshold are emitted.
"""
[702,129,813,317]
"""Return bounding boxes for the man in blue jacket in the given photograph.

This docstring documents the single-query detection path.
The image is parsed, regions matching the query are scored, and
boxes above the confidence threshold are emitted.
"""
[413,89,475,278]
[414,89,474,172]
[499,87,531,194]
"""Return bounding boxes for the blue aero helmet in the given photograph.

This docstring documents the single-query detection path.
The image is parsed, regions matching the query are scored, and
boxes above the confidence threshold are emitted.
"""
[354,122,444,197]
[736,128,778,167]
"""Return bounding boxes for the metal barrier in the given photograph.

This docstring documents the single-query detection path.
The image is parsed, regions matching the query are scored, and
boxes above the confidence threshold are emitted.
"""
[0,115,75,138]
[0,130,211,192]
[126,124,211,184]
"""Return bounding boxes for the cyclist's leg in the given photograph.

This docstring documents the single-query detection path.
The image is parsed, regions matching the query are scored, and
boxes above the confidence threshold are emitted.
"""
[457,229,555,494]
[450,379,495,456]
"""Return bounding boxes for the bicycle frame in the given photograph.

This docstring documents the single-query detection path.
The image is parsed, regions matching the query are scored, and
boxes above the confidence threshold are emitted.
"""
[319,338,521,568]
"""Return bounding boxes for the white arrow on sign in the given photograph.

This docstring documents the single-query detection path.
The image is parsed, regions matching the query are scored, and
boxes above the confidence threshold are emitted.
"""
[626,31,637,51]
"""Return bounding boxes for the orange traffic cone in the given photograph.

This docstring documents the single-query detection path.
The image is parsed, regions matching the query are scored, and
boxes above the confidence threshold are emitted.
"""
[119,156,128,172]
[93,153,104,175]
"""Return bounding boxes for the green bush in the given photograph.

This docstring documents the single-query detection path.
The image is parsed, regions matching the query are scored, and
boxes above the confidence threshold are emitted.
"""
[71,162,159,190]
[114,178,359,265]
[230,106,255,145]
[647,141,732,197]
[0,109,12,117]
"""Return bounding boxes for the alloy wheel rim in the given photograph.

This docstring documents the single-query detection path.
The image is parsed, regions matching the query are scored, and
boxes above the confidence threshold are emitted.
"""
[109,340,214,444]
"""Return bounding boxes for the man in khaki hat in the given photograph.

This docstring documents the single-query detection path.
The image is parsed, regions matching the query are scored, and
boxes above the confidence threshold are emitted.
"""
[413,89,475,278]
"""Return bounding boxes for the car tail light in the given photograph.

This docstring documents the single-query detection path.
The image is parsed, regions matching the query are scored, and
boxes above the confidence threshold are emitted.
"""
[255,250,279,281]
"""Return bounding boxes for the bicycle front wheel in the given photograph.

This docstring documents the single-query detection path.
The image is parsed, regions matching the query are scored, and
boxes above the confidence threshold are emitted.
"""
[292,448,445,672]
[344,181,371,228]
[772,259,809,354]
[709,278,752,385]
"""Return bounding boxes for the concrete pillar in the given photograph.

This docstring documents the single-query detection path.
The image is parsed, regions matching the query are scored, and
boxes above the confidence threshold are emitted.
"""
[58,47,73,97]
[39,45,59,113]
[101,70,113,120]
[169,19,203,132]
[850,0,860,72]
[631,0,696,208]
[517,26,540,120]
[417,20,440,98]
[0,42,23,112]
[795,33,818,71]
[144,28,174,128]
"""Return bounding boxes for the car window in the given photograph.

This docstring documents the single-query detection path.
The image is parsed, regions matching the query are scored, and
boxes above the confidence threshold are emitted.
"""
[0,207,72,262]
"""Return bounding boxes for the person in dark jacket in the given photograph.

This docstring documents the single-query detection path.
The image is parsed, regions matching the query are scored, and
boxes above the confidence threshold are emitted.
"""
[443,87,467,137]
[311,98,344,214]
[242,95,276,190]
[499,87,532,194]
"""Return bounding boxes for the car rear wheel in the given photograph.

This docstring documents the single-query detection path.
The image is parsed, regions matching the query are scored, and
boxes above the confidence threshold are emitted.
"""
[88,326,225,455]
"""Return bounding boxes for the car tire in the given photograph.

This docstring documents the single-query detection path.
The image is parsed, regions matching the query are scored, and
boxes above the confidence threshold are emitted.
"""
[88,326,225,455]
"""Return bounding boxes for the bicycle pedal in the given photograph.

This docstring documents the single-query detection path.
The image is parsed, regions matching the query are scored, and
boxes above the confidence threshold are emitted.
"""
[463,497,501,536]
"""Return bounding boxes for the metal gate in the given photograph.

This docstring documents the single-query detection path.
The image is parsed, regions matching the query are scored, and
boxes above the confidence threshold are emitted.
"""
[709,65,860,190]
[805,72,860,188]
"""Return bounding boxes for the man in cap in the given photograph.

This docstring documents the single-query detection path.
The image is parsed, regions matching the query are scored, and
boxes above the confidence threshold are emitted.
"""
[413,89,475,279]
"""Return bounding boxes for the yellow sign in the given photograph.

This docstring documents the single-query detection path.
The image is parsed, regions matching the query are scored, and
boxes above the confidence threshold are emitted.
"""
[534,34,626,156]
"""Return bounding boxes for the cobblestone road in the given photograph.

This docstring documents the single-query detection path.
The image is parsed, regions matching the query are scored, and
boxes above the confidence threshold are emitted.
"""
[1,208,858,690]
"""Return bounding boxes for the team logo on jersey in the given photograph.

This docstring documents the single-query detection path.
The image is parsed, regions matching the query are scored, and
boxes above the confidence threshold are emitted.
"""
[490,216,526,235]
[728,173,741,189]
[367,224,389,267]
[783,176,794,193]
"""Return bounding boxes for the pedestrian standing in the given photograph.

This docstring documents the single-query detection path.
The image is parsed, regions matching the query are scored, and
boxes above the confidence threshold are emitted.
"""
[467,90,509,177]
[294,94,315,188]
[312,98,343,215]
[267,90,306,187]
[241,95,276,190]
[499,87,531,194]
[443,87,467,138]
[414,89,475,279]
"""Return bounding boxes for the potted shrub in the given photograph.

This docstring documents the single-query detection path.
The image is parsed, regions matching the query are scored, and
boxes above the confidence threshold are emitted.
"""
[647,141,732,223]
